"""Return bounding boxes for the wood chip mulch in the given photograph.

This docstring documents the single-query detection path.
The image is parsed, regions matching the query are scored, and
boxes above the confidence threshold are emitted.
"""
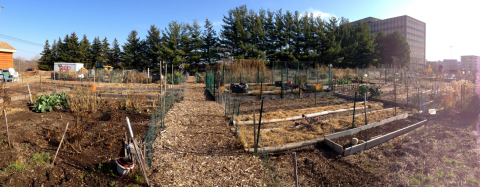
[149,77,264,186]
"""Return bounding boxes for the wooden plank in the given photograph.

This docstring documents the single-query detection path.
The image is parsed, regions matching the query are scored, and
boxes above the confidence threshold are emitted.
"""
[325,113,408,140]
[344,119,427,156]
[365,119,427,149]
[245,136,324,154]
[325,138,343,154]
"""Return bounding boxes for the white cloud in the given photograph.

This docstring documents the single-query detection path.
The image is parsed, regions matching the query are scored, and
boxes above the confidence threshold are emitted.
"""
[212,21,223,26]
[301,7,335,19]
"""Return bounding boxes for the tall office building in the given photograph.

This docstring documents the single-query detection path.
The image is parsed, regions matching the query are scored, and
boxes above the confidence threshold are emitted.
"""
[352,16,426,65]
[461,55,480,72]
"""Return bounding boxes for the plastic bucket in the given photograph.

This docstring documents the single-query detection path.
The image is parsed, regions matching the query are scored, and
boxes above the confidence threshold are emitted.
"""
[91,84,96,91]
[116,157,134,176]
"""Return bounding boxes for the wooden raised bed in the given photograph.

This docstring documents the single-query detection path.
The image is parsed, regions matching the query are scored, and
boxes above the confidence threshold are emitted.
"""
[325,115,426,156]
[239,111,409,154]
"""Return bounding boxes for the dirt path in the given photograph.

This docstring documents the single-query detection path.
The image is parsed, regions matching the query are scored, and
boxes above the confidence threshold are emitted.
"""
[149,77,263,186]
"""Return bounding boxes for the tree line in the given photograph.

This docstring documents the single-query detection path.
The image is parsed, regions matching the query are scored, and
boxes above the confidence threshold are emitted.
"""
[39,5,410,72]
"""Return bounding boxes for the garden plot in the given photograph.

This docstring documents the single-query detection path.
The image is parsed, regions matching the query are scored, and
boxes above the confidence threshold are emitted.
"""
[262,109,480,186]
[235,106,415,151]
[237,95,350,114]
[0,99,155,186]
[326,116,426,156]
[236,101,384,122]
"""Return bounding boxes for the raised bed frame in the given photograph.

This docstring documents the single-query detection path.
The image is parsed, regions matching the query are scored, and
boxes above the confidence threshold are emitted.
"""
[325,115,426,156]
[238,110,409,154]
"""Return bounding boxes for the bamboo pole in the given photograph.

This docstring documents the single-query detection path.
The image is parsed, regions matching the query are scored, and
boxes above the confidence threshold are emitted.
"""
[52,122,69,166]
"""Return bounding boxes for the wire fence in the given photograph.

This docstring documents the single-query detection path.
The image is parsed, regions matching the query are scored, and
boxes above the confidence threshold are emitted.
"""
[143,80,186,168]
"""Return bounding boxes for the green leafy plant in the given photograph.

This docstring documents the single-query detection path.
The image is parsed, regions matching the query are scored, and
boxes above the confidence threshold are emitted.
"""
[128,170,144,183]
[108,181,115,186]
[195,73,203,83]
[30,152,51,166]
[33,92,69,113]
[336,78,351,85]
[359,85,368,95]
[368,87,383,98]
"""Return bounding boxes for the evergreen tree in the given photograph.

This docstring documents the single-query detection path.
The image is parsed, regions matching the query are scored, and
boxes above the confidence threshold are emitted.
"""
[109,38,122,67]
[121,30,145,69]
[101,37,110,64]
[202,19,217,64]
[160,21,187,68]
[64,32,80,62]
[38,40,52,70]
[145,25,162,69]
[56,37,65,62]
[320,17,343,66]
[374,30,410,67]
[78,34,91,67]
[186,20,203,69]
[353,21,375,68]
[91,37,103,67]
[51,39,58,63]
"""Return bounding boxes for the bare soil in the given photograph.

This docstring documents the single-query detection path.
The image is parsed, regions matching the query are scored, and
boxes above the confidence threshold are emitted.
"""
[332,118,421,148]
[0,96,155,186]
[263,109,480,186]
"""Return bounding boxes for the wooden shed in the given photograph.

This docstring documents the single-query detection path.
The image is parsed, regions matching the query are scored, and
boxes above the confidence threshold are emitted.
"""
[0,42,16,70]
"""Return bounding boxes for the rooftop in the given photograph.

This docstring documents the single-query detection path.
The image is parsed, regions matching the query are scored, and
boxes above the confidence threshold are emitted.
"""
[0,41,16,53]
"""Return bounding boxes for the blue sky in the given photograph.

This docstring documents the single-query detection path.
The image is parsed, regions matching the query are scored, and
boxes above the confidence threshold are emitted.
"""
[0,0,478,61]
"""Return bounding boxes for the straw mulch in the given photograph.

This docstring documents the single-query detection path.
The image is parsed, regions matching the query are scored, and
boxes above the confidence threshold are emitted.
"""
[239,101,385,121]
[238,108,415,149]
[149,76,263,186]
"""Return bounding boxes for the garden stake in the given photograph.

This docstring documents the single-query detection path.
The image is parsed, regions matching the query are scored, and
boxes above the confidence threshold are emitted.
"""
[257,65,259,84]
[254,99,264,155]
[352,92,357,129]
[126,117,150,186]
[27,83,33,104]
[394,69,397,116]
[52,122,69,166]
[281,69,284,99]
[364,92,367,126]
[253,103,256,150]
[293,152,299,187]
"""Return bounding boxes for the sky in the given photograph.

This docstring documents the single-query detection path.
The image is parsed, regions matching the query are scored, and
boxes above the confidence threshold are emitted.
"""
[0,0,478,62]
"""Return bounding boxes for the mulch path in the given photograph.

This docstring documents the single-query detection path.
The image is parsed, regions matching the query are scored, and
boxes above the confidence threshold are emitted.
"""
[149,77,263,186]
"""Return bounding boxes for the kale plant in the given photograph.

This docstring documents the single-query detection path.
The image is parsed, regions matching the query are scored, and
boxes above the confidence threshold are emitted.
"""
[33,92,69,113]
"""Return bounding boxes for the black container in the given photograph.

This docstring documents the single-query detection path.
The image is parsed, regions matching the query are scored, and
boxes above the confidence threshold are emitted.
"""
[275,81,283,87]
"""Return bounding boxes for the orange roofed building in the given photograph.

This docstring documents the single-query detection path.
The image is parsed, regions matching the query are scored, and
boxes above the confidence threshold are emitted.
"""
[0,42,16,69]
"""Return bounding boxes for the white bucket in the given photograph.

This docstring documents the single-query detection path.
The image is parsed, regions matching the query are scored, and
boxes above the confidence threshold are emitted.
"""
[116,158,134,176]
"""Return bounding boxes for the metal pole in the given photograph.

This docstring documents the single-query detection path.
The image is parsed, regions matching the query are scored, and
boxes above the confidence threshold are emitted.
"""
[352,92,357,128]
[281,69,284,99]
[253,103,256,150]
